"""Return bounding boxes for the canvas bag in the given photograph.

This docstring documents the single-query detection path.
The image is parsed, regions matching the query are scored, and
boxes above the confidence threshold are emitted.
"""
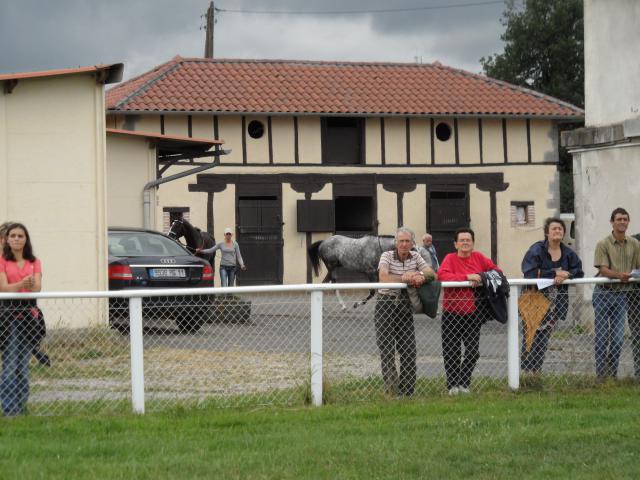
[518,288,551,352]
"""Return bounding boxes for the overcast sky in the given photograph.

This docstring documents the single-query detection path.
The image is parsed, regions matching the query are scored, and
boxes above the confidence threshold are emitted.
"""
[0,0,508,80]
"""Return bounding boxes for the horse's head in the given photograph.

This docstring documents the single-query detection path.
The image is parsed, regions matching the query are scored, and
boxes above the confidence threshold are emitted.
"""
[167,219,184,240]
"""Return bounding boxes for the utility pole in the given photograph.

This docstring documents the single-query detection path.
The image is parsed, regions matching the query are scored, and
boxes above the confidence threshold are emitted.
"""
[204,1,214,59]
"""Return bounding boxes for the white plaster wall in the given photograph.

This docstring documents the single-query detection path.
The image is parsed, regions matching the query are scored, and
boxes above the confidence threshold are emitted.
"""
[573,143,640,277]
[1,74,108,326]
[365,117,382,165]
[297,116,322,164]
[376,186,397,235]
[106,134,156,228]
[212,186,236,287]
[245,115,269,164]
[585,0,640,126]
[409,119,430,165]
[154,164,210,231]
[272,116,295,164]
[403,185,427,235]
[282,184,306,284]
[433,118,456,164]
[383,117,407,165]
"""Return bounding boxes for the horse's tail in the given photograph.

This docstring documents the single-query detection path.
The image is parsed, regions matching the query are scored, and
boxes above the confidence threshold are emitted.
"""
[308,240,323,277]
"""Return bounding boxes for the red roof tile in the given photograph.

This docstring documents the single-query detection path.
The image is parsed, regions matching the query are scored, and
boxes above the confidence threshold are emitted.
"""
[106,56,582,118]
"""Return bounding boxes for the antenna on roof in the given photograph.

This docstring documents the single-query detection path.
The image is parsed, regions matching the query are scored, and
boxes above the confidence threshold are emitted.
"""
[203,1,215,58]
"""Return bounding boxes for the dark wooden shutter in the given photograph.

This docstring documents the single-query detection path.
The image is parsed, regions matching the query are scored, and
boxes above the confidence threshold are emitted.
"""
[297,200,335,232]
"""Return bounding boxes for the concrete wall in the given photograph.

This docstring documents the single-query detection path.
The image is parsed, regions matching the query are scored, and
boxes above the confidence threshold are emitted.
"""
[573,143,640,277]
[0,74,108,326]
[584,0,640,127]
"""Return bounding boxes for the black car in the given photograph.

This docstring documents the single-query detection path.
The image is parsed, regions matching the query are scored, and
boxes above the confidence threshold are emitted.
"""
[108,227,214,333]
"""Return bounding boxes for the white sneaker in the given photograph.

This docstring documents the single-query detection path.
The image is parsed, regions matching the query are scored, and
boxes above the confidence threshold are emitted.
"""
[448,387,459,396]
[458,387,471,394]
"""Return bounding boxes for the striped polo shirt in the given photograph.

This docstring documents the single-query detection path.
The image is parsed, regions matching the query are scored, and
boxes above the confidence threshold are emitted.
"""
[378,249,428,296]
[594,233,640,289]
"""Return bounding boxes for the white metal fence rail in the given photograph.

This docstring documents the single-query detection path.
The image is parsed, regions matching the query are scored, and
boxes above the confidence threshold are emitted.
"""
[0,278,638,416]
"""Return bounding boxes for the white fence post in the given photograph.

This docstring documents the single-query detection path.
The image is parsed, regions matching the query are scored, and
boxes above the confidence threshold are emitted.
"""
[507,284,520,390]
[310,290,323,406]
[129,296,145,414]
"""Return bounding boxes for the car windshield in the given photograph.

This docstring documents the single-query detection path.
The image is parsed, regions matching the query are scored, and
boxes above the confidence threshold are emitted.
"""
[108,231,190,257]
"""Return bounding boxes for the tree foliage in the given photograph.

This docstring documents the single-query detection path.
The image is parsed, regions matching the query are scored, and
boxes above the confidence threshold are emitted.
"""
[480,0,584,108]
[481,0,584,212]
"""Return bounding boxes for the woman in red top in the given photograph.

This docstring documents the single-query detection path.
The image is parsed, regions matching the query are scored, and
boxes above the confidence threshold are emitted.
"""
[0,223,42,416]
[437,228,500,395]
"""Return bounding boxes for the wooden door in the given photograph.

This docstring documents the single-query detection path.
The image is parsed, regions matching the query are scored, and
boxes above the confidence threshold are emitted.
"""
[236,195,283,285]
[428,185,470,263]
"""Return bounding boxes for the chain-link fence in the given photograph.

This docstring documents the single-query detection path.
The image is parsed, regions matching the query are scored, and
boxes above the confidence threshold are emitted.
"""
[1,279,638,416]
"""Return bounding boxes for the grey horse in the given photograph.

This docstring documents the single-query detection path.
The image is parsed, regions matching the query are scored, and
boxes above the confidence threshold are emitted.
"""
[308,235,396,308]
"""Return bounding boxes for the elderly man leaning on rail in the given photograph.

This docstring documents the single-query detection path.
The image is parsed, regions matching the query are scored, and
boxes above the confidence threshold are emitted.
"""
[593,207,640,380]
[376,226,436,397]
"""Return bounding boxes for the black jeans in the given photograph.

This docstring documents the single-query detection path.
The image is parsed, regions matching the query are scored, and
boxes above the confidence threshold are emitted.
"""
[374,295,416,396]
[441,311,482,389]
[521,326,552,373]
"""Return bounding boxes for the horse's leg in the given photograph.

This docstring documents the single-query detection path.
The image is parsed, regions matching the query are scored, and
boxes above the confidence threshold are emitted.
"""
[352,273,378,309]
[328,269,348,311]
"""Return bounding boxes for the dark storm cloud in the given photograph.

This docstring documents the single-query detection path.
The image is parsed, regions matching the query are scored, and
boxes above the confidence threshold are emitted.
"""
[0,0,507,79]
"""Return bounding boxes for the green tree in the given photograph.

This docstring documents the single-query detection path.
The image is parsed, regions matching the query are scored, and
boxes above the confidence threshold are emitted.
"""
[481,0,584,108]
[481,0,584,213]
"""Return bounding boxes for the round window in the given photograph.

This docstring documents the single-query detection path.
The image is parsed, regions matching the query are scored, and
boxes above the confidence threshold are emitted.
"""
[435,122,452,142]
[247,120,265,139]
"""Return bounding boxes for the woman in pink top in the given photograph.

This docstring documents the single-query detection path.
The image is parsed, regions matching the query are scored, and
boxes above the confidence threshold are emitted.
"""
[0,223,42,416]
[437,228,500,396]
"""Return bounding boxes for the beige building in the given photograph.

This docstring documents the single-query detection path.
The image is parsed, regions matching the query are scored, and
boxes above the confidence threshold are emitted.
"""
[0,64,122,293]
[106,57,583,283]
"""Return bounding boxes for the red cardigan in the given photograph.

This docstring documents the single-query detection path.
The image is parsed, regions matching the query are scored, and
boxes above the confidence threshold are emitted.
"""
[438,251,500,314]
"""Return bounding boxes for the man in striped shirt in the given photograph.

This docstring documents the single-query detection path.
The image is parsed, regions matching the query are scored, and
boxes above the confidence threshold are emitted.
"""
[376,226,436,396]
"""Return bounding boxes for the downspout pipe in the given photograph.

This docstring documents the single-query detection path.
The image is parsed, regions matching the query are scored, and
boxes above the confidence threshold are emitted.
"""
[142,152,229,229]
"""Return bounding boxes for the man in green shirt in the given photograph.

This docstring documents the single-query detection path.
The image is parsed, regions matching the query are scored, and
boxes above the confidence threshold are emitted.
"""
[592,207,640,379]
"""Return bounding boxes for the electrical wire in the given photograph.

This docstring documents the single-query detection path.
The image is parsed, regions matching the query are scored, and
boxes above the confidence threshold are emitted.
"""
[215,1,504,16]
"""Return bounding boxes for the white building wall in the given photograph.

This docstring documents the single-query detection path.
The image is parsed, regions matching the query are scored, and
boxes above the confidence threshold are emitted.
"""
[584,0,640,127]
[0,74,108,327]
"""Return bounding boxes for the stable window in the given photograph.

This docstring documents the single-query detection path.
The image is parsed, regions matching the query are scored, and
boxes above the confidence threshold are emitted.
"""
[247,120,265,139]
[335,196,374,234]
[435,122,452,141]
[162,207,190,234]
[510,201,535,227]
[321,117,364,165]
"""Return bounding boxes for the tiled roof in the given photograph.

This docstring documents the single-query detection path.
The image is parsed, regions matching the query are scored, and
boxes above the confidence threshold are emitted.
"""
[106,56,583,118]
[0,64,123,84]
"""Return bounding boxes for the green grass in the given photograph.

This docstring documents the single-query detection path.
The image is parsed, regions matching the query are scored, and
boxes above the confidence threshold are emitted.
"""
[1,383,638,479]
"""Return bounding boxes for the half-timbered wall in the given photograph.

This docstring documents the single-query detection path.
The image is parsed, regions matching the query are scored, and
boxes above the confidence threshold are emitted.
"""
[106,112,561,281]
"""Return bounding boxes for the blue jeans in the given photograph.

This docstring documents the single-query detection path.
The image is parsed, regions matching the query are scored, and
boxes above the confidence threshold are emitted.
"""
[220,265,237,287]
[592,287,628,377]
[1,319,32,416]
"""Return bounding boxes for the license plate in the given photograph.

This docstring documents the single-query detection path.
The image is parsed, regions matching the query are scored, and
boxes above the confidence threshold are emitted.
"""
[150,268,186,279]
